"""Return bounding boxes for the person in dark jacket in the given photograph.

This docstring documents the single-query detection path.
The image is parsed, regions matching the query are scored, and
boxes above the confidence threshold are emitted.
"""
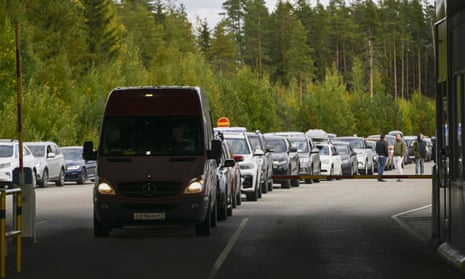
[375,134,389,182]
[412,133,426,175]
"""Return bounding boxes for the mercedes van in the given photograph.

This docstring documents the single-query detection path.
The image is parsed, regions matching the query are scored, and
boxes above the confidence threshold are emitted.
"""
[83,86,221,237]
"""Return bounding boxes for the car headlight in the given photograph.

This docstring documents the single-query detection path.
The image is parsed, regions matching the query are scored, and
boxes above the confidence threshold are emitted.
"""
[184,180,203,194]
[97,182,116,195]
[0,162,11,169]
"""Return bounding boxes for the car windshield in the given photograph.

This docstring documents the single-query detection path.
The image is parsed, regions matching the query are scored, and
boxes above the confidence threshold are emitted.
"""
[335,145,347,154]
[0,145,13,157]
[28,145,46,157]
[289,139,308,152]
[248,136,262,152]
[62,149,82,160]
[226,138,250,155]
[100,116,203,156]
[318,145,329,155]
[266,138,287,153]
[338,138,363,149]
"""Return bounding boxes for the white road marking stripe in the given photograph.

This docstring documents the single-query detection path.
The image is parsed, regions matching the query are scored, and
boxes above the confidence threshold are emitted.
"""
[207,218,248,279]
[391,204,431,242]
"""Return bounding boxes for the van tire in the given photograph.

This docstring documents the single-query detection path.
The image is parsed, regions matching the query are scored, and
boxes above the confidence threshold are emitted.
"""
[211,203,217,228]
[196,204,212,236]
[94,213,111,237]
[236,192,242,206]
[218,200,227,221]
[77,169,87,185]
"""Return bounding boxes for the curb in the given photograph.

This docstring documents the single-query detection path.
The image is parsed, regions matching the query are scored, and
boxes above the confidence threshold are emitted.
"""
[437,242,465,270]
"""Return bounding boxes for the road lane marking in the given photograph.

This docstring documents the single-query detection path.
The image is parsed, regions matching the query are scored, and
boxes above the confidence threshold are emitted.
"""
[391,204,432,242]
[207,218,248,279]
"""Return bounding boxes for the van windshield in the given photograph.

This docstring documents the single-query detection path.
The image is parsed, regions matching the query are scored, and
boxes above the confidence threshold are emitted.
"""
[101,116,203,156]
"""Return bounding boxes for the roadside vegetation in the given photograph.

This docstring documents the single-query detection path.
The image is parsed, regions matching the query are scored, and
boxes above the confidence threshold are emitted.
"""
[0,0,436,145]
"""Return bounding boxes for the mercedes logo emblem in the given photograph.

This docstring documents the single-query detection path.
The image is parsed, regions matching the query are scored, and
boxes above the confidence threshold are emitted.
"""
[142,183,157,197]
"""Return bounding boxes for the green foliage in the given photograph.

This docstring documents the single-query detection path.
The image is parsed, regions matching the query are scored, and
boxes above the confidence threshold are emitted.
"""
[0,0,437,146]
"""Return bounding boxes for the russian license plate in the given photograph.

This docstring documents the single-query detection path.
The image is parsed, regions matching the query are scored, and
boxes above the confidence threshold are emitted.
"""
[133,212,166,220]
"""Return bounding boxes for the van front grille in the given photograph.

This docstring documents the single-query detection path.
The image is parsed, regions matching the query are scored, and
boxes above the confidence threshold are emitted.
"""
[117,182,181,198]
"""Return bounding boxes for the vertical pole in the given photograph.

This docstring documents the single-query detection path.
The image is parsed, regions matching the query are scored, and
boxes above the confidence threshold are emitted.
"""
[0,192,5,278]
[16,23,24,187]
[15,192,21,273]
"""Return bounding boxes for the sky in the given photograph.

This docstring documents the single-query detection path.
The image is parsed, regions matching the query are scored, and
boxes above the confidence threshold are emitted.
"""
[183,0,331,28]
[182,0,434,29]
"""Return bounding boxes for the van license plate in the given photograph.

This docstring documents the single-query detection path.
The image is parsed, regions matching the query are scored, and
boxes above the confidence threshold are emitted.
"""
[133,212,166,220]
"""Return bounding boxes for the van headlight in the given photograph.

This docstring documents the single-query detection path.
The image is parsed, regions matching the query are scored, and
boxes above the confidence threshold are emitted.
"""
[97,182,116,195]
[184,180,203,194]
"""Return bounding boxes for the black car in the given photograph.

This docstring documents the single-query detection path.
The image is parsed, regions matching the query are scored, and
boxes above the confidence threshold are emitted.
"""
[264,135,299,188]
[332,141,358,176]
[60,146,97,184]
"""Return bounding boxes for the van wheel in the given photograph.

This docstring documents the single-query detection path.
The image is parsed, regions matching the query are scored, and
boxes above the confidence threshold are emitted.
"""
[291,177,300,187]
[94,213,111,237]
[282,179,291,188]
[196,204,212,236]
[268,179,273,191]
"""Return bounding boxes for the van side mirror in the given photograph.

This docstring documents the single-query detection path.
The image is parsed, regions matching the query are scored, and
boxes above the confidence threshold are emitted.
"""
[208,139,222,161]
[83,141,97,161]
[289,146,298,152]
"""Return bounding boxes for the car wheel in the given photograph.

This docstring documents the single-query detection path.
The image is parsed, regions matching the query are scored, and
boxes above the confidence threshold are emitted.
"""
[257,182,262,199]
[55,168,65,186]
[196,203,212,236]
[236,192,242,206]
[94,213,111,237]
[232,190,237,209]
[305,167,313,184]
[77,168,87,185]
[328,166,334,180]
[247,190,258,201]
[210,203,218,228]
[268,178,273,192]
[39,169,49,187]
[291,177,300,187]
[261,180,268,194]
[211,202,217,228]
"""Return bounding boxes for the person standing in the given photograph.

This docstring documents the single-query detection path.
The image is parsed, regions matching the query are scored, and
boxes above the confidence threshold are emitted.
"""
[393,133,407,182]
[413,133,426,175]
[375,134,389,182]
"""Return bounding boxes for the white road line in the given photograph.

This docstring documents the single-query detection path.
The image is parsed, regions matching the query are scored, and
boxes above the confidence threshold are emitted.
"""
[391,204,432,242]
[207,218,248,279]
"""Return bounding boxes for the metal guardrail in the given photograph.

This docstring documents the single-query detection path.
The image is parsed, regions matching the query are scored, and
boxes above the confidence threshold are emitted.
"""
[272,174,434,180]
[0,188,22,278]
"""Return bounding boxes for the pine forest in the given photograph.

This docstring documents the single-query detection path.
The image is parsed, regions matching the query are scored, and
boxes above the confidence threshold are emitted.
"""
[0,0,437,145]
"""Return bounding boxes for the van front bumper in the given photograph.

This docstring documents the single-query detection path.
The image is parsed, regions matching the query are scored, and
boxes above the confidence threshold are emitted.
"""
[94,195,210,227]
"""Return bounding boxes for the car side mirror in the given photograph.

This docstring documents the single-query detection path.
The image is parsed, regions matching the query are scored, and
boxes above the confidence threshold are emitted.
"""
[265,145,274,152]
[47,152,56,158]
[254,149,265,156]
[289,146,298,152]
[223,159,235,168]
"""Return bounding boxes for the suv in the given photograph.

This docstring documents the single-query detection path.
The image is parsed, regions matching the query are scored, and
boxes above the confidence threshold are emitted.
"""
[25,141,66,187]
[216,128,262,201]
[0,140,37,187]
[246,131,273,193]
[334,136,374,174]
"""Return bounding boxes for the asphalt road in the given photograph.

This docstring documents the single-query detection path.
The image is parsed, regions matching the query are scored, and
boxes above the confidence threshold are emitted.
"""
[3,161,465,278]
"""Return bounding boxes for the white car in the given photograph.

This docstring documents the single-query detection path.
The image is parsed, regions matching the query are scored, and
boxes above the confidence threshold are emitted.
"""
[220,131,262,202]
[317,142,342,178]
[25,141,66,187]
[0,140,37,187]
